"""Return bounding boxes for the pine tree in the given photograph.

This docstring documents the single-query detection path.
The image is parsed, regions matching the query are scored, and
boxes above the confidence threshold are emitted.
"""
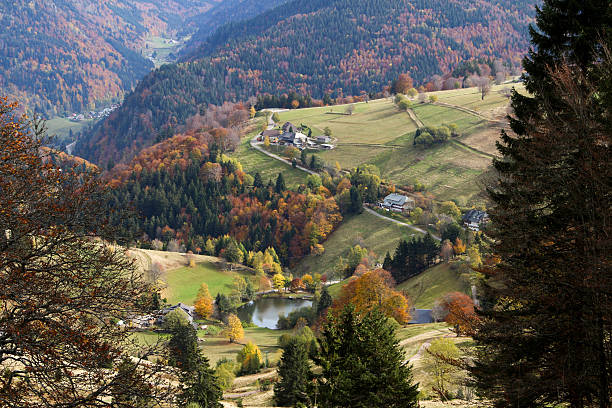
[253,172,264,188]
[349,186,363,214]
[168,325,201,373]
[170,325,222,407]
[179,357,223,408]
[274,338,312,406]
[275,172,286,193]
[471,2,612,407]
[315,306,419,407]
[317,286,333,316]
[382,251,393,271]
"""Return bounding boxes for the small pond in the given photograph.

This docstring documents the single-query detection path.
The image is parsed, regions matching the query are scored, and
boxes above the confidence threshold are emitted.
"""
[238,297,312,329]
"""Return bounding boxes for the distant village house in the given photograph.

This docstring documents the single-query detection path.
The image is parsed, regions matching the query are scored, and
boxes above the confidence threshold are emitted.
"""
[379,193,415,213]
[462,209,489,231]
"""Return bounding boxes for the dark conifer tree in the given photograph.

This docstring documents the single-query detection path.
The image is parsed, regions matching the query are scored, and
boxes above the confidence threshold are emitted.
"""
[317,286,333,316]
[349,186,363,214]
[471,1,612,407]
[274,338,312,407]
[275,172,286,193]
[179,359,223,408]
[382,251,393,271]
[168,325,201,373]
[171,326,222,407]
[315,306,419,407]
[253,172,264,188]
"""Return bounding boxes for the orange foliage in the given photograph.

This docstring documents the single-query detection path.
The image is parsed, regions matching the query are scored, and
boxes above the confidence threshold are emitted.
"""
[441,292,478,335]
[453,238,466,254]
[334,269,412,324]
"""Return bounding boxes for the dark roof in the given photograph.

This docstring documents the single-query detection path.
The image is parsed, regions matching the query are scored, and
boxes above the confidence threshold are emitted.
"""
[262,129,281,137]
[408,309,434,324]
[462,209,488,224]
[282,122,299,133]
[280,132,306,143]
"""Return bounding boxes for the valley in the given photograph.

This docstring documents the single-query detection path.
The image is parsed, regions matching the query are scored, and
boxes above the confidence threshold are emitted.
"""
[4,0,606,407]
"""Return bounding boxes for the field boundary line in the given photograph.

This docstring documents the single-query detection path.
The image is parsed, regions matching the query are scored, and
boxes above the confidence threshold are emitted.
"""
[364,207,441,241]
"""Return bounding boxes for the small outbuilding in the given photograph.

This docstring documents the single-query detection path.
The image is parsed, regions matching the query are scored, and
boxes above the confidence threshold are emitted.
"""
[408,309,434,324]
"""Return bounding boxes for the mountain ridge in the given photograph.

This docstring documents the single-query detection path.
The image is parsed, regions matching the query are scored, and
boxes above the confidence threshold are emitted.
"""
[75,0,536,166]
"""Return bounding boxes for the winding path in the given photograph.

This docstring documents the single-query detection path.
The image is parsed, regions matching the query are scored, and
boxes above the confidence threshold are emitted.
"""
[433,101,508,127]
[364,207,441,241]
[406,108,425,128]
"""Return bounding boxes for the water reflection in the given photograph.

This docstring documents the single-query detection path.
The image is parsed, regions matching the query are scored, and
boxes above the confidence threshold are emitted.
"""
[238,297,312,329]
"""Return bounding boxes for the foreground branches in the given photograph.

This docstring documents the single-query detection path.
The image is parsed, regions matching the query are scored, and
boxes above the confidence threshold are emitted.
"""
[0,99,174,407]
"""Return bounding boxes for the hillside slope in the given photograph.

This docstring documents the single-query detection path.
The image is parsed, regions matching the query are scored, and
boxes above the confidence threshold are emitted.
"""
[0,0,215,115]
[183,0,289,53]
[74,0,536,166]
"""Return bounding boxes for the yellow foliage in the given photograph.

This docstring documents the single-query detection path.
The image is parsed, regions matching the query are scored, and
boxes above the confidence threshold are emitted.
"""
[194,283,214,318]
[224,314,244,343]
[273,273,286,291]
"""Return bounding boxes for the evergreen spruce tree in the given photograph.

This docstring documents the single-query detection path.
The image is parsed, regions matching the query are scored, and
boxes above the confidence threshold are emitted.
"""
[382,251,393,271]
[171,326,222,407]
[315,306,419,407]
[253,172,264,188]
[317,286,333,316]
[275,172,286,193]
[274,338,312,407]
[168,325,201,372]
[179,358,223,408]
[471,1,612,407]
[349,186,363,214]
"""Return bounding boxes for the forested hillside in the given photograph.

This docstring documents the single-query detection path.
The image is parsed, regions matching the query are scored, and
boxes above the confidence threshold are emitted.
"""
[75,0,536,166]
[183,0,289,53]
[0,0,215,116]
[107,123,344,266]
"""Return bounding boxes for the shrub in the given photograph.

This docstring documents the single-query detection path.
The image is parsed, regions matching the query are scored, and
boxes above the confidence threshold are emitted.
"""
[237,342,263,374]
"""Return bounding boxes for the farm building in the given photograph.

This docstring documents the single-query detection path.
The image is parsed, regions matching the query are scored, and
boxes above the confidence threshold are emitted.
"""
[316,135,331,143]
[158,303,195,324]
[462,209,489,231]
[280,132,308,147]
[380,193,415,212]
[409,309,434,324]
[262,129,281,138]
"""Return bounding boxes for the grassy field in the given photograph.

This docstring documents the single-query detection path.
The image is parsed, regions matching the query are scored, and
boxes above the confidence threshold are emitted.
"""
[131,326,289,365]
[232,124,307,188]
[279,99,416,145]
[371,140,492,205]
[271,89,503,204]
[398,262,472,309]
[412,103,486,133]
[143,36,188,68]
[428,82,524,114]
[200,326,288,365]
[46,116,93,140]
[292,211,420,278]
[163,262,253,305]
